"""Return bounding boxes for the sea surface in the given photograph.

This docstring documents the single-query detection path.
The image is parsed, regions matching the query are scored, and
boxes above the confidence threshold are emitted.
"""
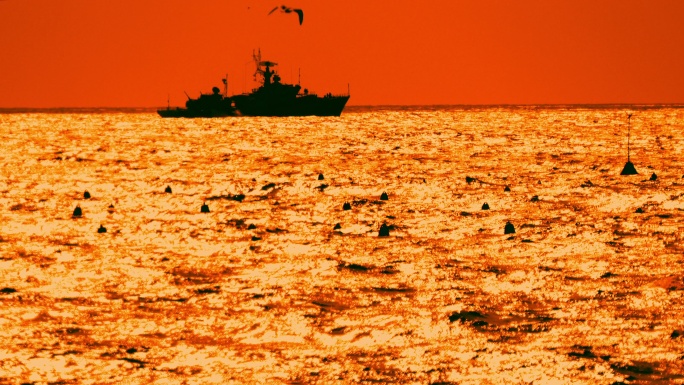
[0,106,683,384]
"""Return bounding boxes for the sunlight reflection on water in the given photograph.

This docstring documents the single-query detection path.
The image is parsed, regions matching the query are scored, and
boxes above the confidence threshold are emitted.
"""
[1,107,683,384]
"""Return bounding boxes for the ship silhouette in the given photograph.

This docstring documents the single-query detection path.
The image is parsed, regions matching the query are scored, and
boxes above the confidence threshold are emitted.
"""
[158,50,350,118]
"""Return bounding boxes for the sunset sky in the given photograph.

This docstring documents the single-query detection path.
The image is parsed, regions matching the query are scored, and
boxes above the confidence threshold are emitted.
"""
[1,0,683,107]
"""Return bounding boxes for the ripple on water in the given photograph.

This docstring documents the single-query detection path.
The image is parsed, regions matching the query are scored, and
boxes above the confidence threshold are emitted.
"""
[0,107,683,383]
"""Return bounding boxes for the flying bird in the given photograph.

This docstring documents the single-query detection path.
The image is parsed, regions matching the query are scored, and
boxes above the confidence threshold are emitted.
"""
[268,5,304,25]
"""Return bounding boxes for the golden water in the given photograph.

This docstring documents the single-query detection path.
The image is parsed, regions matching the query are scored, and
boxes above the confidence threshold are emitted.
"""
[1,106,683,384]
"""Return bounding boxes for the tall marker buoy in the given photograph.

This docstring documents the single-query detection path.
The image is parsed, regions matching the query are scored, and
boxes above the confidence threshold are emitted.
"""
[620,113,638,175]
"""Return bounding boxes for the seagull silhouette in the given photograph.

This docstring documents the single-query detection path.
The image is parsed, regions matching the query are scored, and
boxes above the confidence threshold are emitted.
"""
[268,5,304,25]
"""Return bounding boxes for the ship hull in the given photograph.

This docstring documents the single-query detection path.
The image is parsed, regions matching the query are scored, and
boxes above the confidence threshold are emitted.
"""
[157,107,237,118]
[231,94,350,117]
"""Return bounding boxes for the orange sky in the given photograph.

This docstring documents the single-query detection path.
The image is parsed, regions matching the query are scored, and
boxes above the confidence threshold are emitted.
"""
[1,0,683,107]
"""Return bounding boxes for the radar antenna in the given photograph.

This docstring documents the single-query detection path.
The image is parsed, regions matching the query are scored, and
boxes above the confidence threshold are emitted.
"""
[251,49,278,85]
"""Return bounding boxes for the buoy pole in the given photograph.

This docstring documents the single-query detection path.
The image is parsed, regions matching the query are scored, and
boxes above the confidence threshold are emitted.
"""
[620,112,638,175]
[627,113,632,161]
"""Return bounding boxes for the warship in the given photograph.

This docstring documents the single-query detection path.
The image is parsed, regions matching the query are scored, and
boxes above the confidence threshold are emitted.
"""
[158,51,350,118]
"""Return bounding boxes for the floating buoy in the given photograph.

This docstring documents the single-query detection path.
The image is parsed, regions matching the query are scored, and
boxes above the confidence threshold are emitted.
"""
[530,195,539,202]
[251,236,261,241]
[504,186,511,192]
[97,225,107,233]
[620,114,638,175]
[378,223,390,237]
[333,223,341,230]
[465,176,476,184]
[635,207,644,213]
[201,202,210,213]
[538,180,542,184]
[247,223,257,230]
[318,173,324,180]
[108,203,114,209]
[84,190,91,199]
[482,203,490,210]
[72,205,82,217]
[380,192,389,201]
[504,221,515,234]
[650,172,657,181]
[620,161,638,175]
[342,202,352,210]
[165,185,172,193]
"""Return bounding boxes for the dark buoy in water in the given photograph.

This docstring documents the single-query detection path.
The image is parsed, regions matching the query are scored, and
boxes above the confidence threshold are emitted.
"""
[318,173,324,180]
[201,202,210,213]
[635,207,644,213]
[342,202,352,210]
[84,190,91,199]
[247,223,257,230]
[481,203,490,210]
[72,205,82,217]
[650,172,657,181]
[378,223,390,237]
[97,224,107,233]
[465,176,476,184]
[621,161,637,175]
[165,185,172,193]
[504,186,511,192]
[333,223,341,230]
[620,113,638,175]
[380,192,389,201]
[504,221,515,234]
[538,180,542,184]
[530,195,539,202]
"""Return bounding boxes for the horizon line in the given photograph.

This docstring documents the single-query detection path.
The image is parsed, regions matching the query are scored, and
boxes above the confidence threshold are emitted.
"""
[2,103,684,114]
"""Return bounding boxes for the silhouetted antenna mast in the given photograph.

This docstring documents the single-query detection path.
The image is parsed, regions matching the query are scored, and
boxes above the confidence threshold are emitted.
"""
[620,112,638,175]
[222,75,228,97]
[627,113,632,161]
